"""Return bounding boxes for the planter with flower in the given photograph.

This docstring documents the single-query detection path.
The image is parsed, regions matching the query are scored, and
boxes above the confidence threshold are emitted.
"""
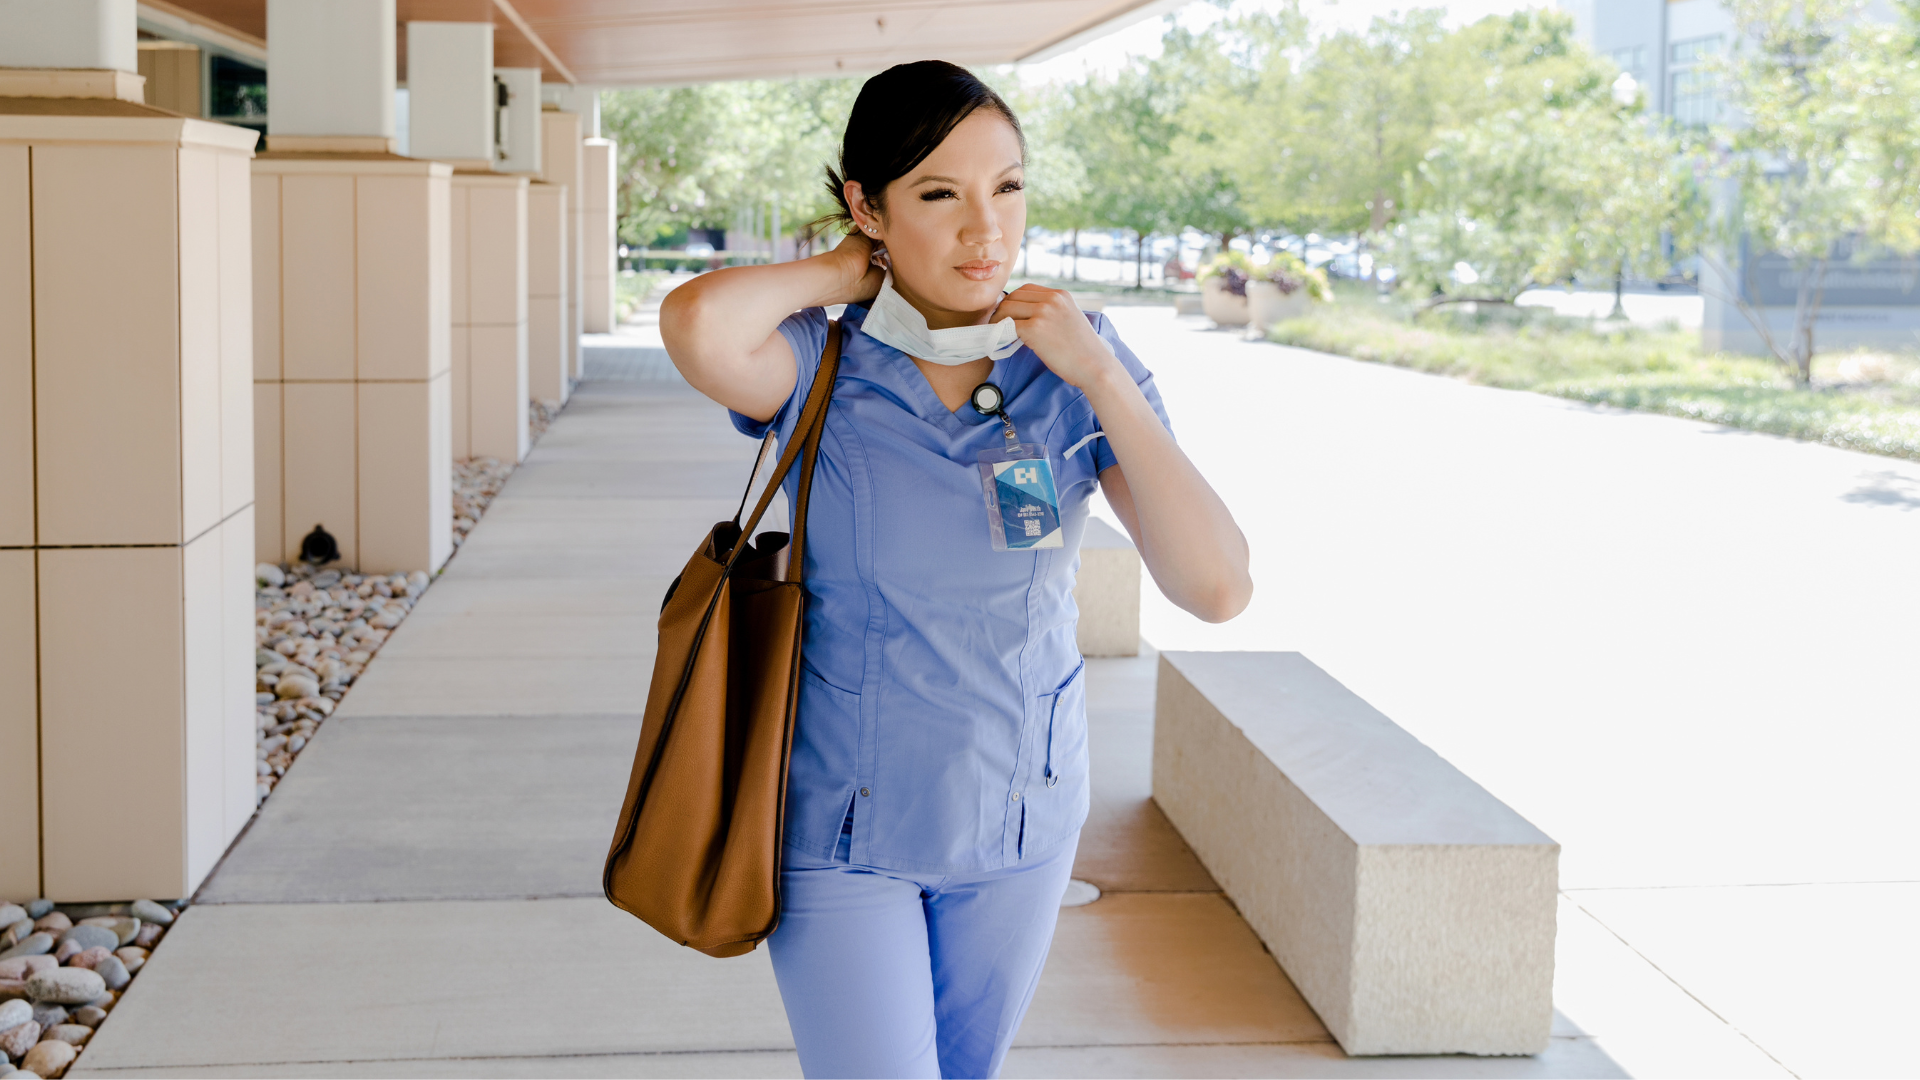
[1198,251,1255,327]
[1248,251,1332,331]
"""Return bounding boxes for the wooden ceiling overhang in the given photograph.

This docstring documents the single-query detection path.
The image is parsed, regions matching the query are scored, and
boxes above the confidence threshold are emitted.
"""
[143,0,1177,86]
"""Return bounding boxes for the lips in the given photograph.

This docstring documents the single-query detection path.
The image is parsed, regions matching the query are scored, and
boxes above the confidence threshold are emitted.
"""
[956,260,1001,281]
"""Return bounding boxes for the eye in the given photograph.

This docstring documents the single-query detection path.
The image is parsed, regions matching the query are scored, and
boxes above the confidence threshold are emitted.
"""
[919,187,958,202]
[997,180,1025,194]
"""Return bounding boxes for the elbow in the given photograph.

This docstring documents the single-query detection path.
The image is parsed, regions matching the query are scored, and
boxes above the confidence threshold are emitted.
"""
[657,283,703,348]
[1186,570,1253,624]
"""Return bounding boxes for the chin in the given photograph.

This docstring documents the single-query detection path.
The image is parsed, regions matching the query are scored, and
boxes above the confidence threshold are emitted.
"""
[942,273,1010,311]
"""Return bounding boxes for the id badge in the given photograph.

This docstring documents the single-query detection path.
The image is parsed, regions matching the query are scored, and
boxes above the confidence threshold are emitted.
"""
[979,443,1063,551]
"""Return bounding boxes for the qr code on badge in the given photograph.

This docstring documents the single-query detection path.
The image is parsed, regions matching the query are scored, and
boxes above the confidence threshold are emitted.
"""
[1024,519,1042,537]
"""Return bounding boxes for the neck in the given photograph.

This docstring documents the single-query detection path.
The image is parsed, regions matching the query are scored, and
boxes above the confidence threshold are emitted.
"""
[891,273,996,330]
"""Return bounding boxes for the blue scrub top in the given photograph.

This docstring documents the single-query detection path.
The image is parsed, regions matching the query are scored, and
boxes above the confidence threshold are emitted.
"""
[731,301,1172,875]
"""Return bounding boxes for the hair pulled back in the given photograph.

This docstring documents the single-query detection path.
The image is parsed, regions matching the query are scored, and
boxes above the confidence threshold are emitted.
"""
[823,61,1025,234]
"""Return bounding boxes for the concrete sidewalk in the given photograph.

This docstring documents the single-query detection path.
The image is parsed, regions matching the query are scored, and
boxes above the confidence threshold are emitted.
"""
[72,321,1625,1077]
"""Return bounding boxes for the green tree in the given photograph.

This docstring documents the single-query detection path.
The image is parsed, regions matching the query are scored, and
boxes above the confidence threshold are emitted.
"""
[1399,100,1702,306]
[1706,0,1915,382]
[601,78,857,252]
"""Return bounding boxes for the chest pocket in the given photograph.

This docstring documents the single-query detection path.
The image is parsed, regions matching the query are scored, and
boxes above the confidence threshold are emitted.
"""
[1041,659,1087,789]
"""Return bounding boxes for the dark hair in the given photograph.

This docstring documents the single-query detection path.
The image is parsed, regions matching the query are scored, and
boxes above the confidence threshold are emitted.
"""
[822,61,1025,233]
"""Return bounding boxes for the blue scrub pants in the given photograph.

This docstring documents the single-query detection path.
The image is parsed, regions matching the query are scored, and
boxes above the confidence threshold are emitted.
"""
[768,829,1080,1079]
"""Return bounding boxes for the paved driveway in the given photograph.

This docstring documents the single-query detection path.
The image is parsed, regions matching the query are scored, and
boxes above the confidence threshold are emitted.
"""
[1102,304,1920,1079]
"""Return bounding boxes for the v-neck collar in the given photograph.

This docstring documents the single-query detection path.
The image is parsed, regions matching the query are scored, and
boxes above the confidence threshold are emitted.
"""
[846,303,1006,436]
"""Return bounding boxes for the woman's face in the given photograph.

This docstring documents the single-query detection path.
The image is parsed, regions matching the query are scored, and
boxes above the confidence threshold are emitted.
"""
[848,109,1027,329]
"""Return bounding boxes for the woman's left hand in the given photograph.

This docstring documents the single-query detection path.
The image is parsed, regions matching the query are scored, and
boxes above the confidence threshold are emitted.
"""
[994,284,1120,390]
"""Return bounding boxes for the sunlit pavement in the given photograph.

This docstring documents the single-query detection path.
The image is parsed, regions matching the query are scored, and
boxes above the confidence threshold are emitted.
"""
[65,296,1912,1078]
[1100,304,1920,1078]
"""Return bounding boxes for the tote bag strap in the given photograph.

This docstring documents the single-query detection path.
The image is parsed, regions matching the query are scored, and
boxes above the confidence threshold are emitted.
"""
[728,320,842,580]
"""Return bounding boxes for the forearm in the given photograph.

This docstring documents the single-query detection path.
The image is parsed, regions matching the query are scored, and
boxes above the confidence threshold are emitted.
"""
[659,248,874,418]
[661,256,847,366]
[1085,371,1251,623]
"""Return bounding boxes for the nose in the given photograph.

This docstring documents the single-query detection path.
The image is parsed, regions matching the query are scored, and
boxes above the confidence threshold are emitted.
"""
[959,192,1002,250]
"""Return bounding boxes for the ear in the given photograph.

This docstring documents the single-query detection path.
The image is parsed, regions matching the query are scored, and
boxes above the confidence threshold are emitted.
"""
[845,180,883,240]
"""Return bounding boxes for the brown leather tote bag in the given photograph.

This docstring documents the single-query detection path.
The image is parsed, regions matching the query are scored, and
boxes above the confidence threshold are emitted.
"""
[602,321,842,958]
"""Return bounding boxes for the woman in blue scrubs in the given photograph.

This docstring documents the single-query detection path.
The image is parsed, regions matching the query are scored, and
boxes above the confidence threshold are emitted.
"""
[662,60,1252,1079]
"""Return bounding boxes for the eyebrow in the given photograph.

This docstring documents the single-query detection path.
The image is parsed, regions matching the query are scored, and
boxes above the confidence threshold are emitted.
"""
[909,162,1025,186]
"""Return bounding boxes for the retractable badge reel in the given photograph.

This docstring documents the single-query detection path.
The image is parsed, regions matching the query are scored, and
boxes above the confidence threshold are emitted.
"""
[971,382,1063,551]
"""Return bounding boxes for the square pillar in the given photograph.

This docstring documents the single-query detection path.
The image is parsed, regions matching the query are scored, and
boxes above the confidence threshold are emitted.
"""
[527,180,569,407]
[450,172,529,463]
[493,67,542,176]
[407,22,494,170]
[1,81,259,902]
[540,107,583,381]
[253,155,454,574]
[265,0,395,152]
[581,137,616,333]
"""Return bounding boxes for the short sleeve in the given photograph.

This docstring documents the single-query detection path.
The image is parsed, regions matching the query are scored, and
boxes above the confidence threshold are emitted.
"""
[729,306,830,442]
[1086,312,1172,476]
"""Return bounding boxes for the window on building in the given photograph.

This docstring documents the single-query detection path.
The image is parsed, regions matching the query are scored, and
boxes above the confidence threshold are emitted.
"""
[1670,35,1722,66]
[1610,45,1647,77]
[1668,35,1723,127]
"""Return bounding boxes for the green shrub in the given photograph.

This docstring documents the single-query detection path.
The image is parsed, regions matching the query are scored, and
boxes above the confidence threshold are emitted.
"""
[1265,292,1920,460]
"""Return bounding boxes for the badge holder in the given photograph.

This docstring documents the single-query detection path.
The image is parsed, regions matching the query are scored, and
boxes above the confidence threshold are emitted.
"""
[971,382,1063,551]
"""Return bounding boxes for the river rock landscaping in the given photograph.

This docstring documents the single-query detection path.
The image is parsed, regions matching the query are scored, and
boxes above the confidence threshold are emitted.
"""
[0,898,182,1078]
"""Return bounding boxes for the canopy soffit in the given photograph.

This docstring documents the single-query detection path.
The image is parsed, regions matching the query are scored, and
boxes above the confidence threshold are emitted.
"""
[144,0,1176,85]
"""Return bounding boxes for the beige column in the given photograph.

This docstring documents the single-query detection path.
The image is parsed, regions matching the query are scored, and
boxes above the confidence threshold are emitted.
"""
[253,0,452,576]
[450,172,530,463]
[581,137,616,333]
[252,155,454,574]
[1,72,259,901]
[540,107,583,381]
[527,180,569,407]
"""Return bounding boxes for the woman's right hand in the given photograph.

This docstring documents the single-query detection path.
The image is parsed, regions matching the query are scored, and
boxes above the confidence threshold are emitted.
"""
[824,230,885,305]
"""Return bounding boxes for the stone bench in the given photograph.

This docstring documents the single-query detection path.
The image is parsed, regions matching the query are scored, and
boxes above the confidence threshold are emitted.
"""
[1152,651,1558,1056]
[1073,518,1139,658]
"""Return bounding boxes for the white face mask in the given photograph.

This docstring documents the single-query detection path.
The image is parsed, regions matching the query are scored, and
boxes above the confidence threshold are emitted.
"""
[860,272,1023,366]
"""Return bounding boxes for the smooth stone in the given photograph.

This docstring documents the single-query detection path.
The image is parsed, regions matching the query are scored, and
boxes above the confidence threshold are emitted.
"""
[131,924,161,949]
[0,999,28,1033]
[77,918,137,947]
[276,674,319,700]
[0,910,22,932]
[0,960,46,983]
[0,923,30,951]
[56,906,119,922]
[24,1003,61,1030]
[20,904,47,922]
[45,944,77,966]
[90,957,127,991]
[20,1039,73,1079]
[42,1026,87,1048]
[66,1008,102,1030]
[126,900,172,928]
[60,949,106,972]
[0,936,52,961]
[110,947,145,967]
[256,563,286,587]
[2,1070,39,1079]
[53,927,114,954]
[0,1021,35,1059]
[23,968,101,1006]
[83,993,112,1011]
[0,982,22,1003]
[24,918,62,936]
